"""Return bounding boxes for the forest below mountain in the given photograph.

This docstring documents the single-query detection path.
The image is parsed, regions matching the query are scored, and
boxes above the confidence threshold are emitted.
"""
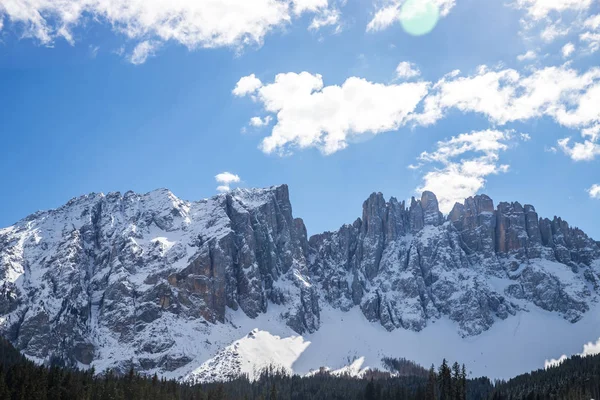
[0,336,597,399]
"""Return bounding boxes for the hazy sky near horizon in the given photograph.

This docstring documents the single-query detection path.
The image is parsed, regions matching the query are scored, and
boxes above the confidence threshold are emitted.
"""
[1,0,600,238]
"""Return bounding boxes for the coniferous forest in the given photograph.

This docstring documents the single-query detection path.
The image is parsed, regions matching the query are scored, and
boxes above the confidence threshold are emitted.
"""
[0,336,598,399]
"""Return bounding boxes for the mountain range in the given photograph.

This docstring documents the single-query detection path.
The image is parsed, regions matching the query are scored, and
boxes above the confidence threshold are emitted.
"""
[0,184,598,382]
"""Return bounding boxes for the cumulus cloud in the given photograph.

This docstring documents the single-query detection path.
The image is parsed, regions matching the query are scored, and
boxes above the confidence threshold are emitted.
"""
[395,61,421,79]
[414,129,522,213]
[250,116,273,127]
[545,337,600,369]
[517,50,537,61]
[558,138,600,161]
[587,184,600,199]
[415,65,600,127]
[233,74,263,97]
[366,0,456,32]
[0,0,340,62]
[215,172,241,192]
[414,64,600,160]
[235,64,600,159]
[234,71,429,155]
[562,42,576,57]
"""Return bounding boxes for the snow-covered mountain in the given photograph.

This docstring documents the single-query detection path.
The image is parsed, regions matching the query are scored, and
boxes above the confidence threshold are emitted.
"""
[0,185,599,381]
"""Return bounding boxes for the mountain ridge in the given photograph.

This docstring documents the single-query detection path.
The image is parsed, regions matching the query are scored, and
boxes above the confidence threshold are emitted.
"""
[0,184,598,380]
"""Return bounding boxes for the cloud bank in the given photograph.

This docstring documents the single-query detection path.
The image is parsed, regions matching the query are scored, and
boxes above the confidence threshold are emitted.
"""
[235,63,600,160]
[0,0,341,62]
[413,129,520,213]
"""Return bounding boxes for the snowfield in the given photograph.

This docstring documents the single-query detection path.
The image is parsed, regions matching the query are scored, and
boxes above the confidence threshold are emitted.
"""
[181,301,600,382]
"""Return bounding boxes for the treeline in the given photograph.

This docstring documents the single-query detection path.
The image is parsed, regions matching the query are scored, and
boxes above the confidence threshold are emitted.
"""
[0,335,598,399]
[491,353,600,399]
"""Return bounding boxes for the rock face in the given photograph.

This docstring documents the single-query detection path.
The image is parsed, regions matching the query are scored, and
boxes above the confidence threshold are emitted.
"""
[0,185,599,376]
[310,192,600,336]
[0,185,318,372]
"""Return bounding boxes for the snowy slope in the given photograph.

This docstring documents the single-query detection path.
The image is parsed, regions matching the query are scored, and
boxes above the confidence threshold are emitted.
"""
[181,301,600,382]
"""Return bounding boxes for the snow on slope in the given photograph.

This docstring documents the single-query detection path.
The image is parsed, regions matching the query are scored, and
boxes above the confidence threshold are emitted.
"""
[186,329,310,383]
[180,300,600,383]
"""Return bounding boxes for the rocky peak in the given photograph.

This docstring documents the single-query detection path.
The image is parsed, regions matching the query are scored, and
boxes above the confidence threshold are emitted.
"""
[0,184,319,374]
[408,196,424,233]
[310,189,600,337]
[449,194,496,257]
[421,191,443,227]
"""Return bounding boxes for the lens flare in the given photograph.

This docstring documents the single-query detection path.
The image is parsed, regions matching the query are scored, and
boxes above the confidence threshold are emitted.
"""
[400,0,440,36]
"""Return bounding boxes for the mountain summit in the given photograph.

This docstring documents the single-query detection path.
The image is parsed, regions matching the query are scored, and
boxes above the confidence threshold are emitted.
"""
[0,185,598,380]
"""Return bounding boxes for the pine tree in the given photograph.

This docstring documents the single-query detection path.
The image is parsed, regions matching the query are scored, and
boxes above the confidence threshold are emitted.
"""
[460,364,467,400]
[438,359,452,400]
[451,362,461,400]
[426,364,436,400]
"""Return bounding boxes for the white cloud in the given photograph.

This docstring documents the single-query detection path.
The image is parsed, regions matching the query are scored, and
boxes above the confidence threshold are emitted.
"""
[395,61,421,79]
[129,40,160,65]
[216,185,232,193]
[366,0,455,32]
[215,172,242,192]
[215,172,241,184]
[308,8,341,31]
[414,129,516,213]
[539,20,570,42]
[545,337,600,369]
[580,31,600,53]
[562,42,575,57]
[235,71,429,155]
[582,124,600,141]
[514,0,594,49]
[250,116,273,127]
[579,13,600,53]
[558,138,600,161]
[587,184,600,199]
[0,0,340,62]
[584,14,600,30]
[233,74,263,97]
[235,64,600,159]
[515,0,593,20]
[416,65,600,126]
[517,50,538,61]
[414,64,600,160]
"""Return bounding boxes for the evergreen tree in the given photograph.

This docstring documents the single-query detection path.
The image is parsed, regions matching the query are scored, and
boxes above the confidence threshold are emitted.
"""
[426,364,436,400]
[438,359,452,400]
[451,362,461,400]
[459,364,467,400]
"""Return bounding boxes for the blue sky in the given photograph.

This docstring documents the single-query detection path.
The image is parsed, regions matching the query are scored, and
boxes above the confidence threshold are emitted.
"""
[1,0,599,239]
